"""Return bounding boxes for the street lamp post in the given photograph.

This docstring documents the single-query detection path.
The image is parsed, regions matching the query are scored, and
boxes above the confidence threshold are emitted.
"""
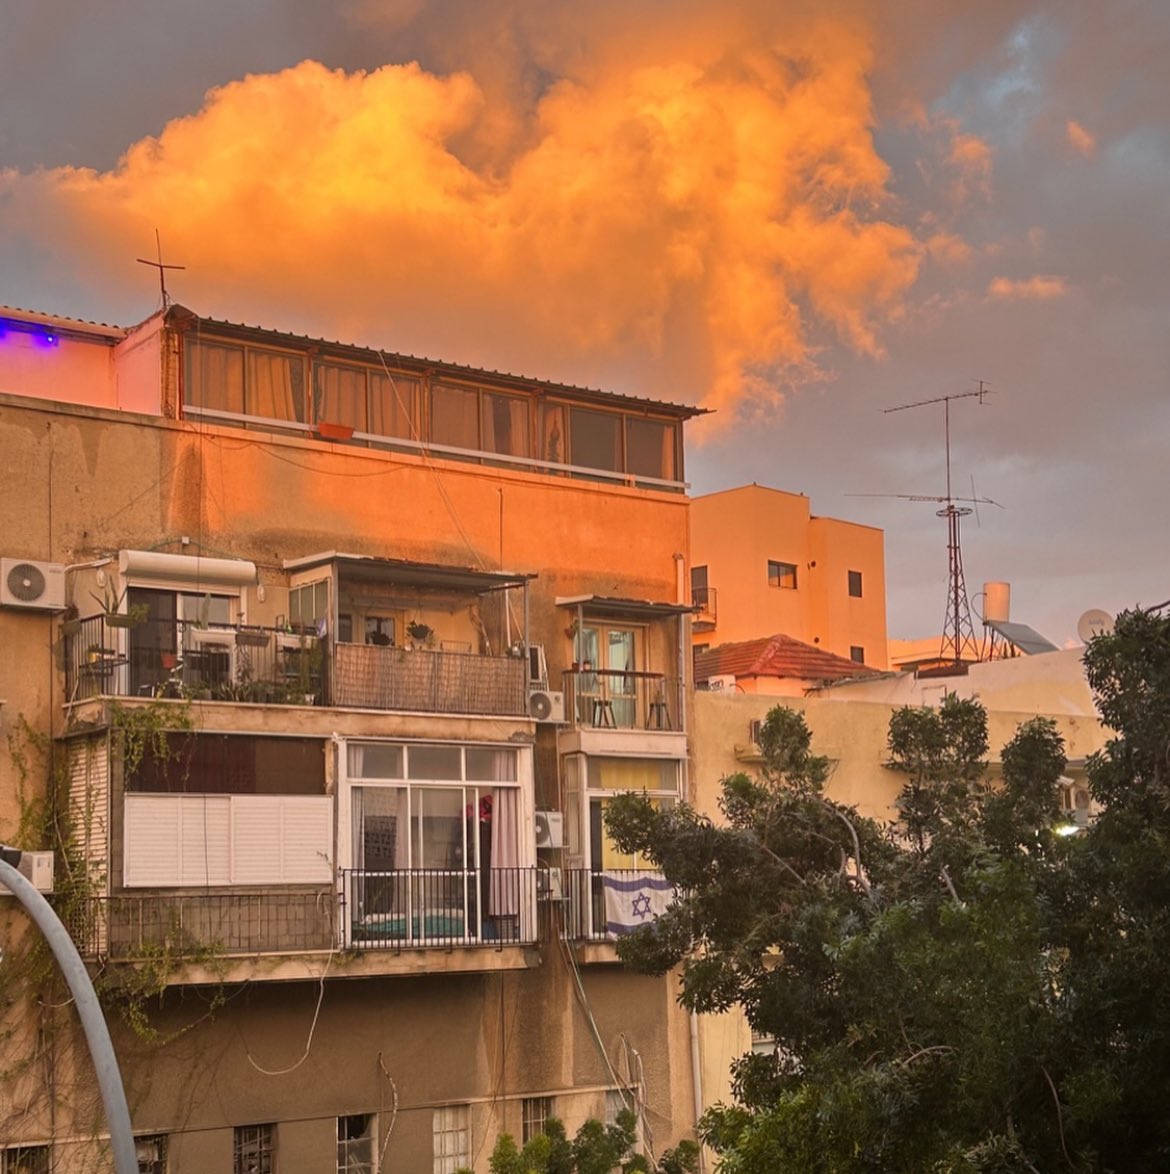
[0,846,137,1174]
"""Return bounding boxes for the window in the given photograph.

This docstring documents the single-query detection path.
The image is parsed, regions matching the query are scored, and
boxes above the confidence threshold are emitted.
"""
[690,565,709,609]
[850,646,866,664]
[1,1148,50,1174]
[431,382,480,450]
[522,1096,553,1144]
[767,560,797,589]
[233,1125,274,1174]
[338,1114,374,1174]
[136,1135,168,1174]
[129,733,326,795]
[369,371,421,440]
[750,1030,777,1056]
[626,416,676,482]
[570,407,622,472]
[483,392,530,458]
[289,580,329,631]
[433,1104,470,1174]
[848,570,863,598]
[185,339,306,422]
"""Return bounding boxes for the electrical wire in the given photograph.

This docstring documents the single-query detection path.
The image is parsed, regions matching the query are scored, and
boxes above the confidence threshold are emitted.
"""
[244,947,334,1076]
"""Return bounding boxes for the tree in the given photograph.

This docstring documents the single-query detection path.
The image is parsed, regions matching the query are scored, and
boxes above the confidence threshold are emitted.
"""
[607,611,1170,1173]
[469,1110,699,1174]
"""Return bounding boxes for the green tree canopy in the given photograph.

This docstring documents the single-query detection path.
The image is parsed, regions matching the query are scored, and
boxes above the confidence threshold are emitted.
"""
[606,607,1170,1172]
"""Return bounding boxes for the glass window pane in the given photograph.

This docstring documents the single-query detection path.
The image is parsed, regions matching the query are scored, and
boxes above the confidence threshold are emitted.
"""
[431,383,480,449]
[408,744,463,780]
[593,757,678,792]
[569,408,621,472]
[465,747,518,781]
[626,417,675,480]
[246,349,305,421]
[369,372,421,440]
[314,362,368,432]
[413,786,464,867]
[483,393,530,457]
[540,404,567,467]
[349,742,404,778]
[186,341,245,413]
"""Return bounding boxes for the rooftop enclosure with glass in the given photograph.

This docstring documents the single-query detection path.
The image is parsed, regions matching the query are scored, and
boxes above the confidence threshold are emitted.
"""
[177,311,698,491]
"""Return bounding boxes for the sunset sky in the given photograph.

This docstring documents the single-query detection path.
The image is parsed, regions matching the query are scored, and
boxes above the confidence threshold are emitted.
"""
[2,1,1166,645]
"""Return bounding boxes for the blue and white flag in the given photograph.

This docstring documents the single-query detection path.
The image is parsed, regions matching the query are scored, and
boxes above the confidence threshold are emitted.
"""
[603,871,673,935]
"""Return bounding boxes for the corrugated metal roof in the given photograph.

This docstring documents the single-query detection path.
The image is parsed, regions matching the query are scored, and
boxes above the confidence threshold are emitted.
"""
[168,304,708,420]
[0,305,127,340]
[696,633,876,683]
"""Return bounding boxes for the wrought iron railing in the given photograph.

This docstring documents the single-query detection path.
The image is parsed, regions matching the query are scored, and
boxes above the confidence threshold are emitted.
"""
[63,617,526,716]
[562,868,673,941]
[341,867,539,948]
[64,889,338,960]
[561,670,680,731]
[691,585,717,627]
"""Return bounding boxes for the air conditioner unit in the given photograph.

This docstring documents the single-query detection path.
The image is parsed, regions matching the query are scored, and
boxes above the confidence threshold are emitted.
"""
[528,689,565,724]
[706,674,736,692]
[535,810,564,850]
[1,559,66,611]
[17,851,55,894]
[537,866,563,900]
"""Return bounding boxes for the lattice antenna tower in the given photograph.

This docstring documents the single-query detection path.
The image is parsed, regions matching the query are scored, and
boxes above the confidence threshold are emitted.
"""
[853,382,996,672]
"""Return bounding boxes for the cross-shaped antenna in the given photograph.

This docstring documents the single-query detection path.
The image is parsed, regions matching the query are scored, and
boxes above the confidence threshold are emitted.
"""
[136,229,185,308]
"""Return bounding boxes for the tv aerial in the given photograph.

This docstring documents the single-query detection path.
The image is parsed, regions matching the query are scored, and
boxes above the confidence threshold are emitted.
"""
[852,381,1000,673]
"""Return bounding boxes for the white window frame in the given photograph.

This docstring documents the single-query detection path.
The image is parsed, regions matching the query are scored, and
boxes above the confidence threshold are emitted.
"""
[337,1114,375,1174]
[433,1104,470,1174]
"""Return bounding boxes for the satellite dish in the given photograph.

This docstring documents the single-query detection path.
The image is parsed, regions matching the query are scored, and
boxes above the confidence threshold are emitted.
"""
[1077,609,1115,643]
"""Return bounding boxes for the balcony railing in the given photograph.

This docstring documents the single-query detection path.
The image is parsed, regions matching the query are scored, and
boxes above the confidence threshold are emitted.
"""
[332,643,527,716]
[562,868,674,941]
[341,867,538,948]
[64,616,527,717]
[562,670,680,731]
[65,889,338,960]
[691,585,717,630]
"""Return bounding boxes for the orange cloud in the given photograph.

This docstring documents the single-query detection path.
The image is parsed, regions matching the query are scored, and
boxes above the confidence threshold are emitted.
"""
[987,275,1070,301]
[1065,119,1096,157]
[926,231,974,267]
[0,10,922,427]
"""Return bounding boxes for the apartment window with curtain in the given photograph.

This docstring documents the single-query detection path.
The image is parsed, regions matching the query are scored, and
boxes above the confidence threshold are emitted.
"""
[369,370,421,440]
[431,382,480,450]
[185,338,305,423]
[626,416,676,482]
[569,407,622,472]
[483,392,531,458]
[314,361,369,432]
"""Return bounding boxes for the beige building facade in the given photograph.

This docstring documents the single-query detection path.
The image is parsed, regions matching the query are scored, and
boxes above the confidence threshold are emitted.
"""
[0,303,704,1172]
[690,484,889,670]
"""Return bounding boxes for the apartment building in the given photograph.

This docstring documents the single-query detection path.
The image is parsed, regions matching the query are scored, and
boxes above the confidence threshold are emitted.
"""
[0,303,703,1172]
[690,483,889,669]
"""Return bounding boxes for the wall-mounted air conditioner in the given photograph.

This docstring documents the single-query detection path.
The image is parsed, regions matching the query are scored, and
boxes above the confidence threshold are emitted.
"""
[706,674,736,692]
[1,559,66,611]
[535,810,564,850]
[528,689,565,724]
[537,866,563,900]
[17,851,55,894]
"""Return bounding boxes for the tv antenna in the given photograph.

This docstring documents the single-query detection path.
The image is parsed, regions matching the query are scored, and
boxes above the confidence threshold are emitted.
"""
[853,382,998,673]
[136,229,185,309]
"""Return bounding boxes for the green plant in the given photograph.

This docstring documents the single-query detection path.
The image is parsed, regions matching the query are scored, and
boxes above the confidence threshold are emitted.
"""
[89,581,148,625]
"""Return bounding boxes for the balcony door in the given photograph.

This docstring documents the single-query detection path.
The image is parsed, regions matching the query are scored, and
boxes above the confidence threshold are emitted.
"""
[581,624,638,727]
[127,587,234,695]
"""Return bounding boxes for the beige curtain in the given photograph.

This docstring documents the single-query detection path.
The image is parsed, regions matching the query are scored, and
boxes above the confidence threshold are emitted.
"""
[187,341,244,413]
[247,351,299,420]
[369,372,420,439]
[315,364,367,431]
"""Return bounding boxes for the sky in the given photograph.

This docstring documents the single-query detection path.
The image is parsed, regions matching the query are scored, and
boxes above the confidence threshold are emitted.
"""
[1,0,1167,646]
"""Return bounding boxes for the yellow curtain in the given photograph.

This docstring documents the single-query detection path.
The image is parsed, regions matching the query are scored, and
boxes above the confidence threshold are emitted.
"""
[247,352,298,420]
[370,373,420,439]
[315,364,367,431]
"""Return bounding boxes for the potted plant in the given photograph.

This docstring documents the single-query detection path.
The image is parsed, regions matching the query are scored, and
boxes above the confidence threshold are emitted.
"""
[407,620,435,647]
[90,582,148,628]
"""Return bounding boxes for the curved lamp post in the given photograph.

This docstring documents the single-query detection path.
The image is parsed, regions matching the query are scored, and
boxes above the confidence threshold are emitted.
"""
[0,846,137,1174]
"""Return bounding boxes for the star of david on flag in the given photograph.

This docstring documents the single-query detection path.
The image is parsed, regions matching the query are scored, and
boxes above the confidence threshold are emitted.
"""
[602,871,674,935]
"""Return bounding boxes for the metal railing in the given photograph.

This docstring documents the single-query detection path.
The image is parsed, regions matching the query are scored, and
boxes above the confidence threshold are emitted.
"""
[561,868,675,941]
[341,867,539,948]
[691,585,717,628]
[63,617,526,717]
[65,889,338,960]
[64,616,322,706]
[561,671,680,731]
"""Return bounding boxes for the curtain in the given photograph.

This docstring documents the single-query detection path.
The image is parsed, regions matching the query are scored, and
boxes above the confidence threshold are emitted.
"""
[489,787,520,916]
[484,394,530,457]
[431,383,480,449]
[369,373,420,439]
[187,341,244,413]
[315,363,367,431]
[247,351,301,420]
[540,404,566,470]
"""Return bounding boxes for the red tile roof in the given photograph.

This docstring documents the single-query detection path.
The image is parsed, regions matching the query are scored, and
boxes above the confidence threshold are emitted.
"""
[695,634,875,683]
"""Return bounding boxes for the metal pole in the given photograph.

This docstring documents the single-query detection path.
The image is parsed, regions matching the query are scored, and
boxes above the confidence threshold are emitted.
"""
[0,850,137,1174]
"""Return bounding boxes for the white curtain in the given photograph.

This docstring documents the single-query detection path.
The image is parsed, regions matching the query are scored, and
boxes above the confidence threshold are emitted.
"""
[489,788,520,916]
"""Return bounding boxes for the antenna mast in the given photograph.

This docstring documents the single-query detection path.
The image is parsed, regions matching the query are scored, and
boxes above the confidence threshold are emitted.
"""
[884,383,991,672]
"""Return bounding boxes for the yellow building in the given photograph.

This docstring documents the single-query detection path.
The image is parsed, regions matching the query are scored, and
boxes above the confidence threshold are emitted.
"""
[0,303,704,1173]
[690,483,889,670]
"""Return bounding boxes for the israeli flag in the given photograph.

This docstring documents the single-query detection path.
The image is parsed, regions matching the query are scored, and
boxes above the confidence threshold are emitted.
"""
[603,871,673,935]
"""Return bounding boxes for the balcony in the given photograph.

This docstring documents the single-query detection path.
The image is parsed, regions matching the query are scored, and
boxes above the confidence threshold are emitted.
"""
[65,869,542,973]
[562,868,674,942]
[562,670,681,731]
[691,584,717,631]
[64,615,527,717]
